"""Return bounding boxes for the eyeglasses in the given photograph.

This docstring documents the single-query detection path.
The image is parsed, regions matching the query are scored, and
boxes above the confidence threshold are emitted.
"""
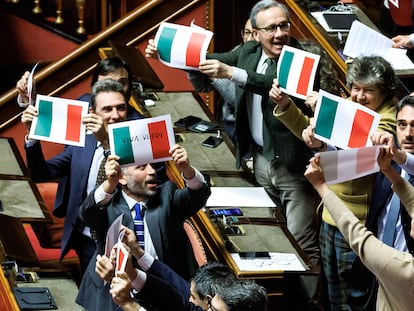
[242,29,253,38]
[255,22,291,35]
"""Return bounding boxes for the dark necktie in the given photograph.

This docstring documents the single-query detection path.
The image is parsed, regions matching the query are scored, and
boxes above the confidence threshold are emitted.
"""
[95,150,109,185]
[133,203,145,250]
[264,58,274,73]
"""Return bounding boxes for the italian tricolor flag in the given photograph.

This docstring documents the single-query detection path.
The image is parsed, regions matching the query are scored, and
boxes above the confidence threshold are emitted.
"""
[154,22,213,70]
[108,115,175,166]
[318,145,381,184]
[277,45,320,100]
[314,90,381,149]
[29,95,88,146]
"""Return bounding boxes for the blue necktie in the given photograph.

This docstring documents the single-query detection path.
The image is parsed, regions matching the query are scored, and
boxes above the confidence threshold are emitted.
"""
[133,203,145,250]
[382,172,409,246]
[382,192,400,246]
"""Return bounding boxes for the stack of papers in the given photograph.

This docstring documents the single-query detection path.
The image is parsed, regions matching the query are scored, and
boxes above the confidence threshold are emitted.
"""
[343,20,414,71]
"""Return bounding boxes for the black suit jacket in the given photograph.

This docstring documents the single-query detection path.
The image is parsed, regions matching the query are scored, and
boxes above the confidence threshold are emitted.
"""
[76,180,211,311]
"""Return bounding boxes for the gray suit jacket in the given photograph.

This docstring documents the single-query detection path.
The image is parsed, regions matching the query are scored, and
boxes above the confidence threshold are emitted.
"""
[75,180,211,311]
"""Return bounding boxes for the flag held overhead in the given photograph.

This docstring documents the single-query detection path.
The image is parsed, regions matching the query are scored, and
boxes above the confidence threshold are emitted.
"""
[154,22,213,70]
[108,114,175,166]
[277,45,320,100]
[314,90,381,149]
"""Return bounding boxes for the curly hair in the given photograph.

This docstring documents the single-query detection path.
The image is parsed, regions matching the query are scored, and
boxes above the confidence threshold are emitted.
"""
[346,56,397,101]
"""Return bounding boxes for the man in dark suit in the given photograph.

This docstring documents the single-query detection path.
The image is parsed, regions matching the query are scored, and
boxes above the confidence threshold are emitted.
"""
[75,143,211,310]
[21,79,131,274]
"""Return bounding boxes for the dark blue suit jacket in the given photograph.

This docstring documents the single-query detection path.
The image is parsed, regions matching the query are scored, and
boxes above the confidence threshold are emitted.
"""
[76,180,210,311]
[367,164,414,254]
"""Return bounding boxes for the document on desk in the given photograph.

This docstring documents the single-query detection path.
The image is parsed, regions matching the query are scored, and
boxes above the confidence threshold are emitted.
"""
[206,187,276,207]
[343,20,414,70]
[231,253,306,271]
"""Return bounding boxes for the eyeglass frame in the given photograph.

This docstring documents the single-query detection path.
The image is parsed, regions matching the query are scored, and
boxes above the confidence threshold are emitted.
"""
[254,21,291,35]
[241,29,253,38]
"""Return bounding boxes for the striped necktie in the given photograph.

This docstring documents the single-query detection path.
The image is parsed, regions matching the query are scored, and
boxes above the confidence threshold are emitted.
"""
[133,203,145,250]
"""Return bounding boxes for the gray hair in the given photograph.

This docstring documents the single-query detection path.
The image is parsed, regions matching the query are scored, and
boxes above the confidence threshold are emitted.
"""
[90,79,128,111]
[346,56,397,101]
[250,0,290,28]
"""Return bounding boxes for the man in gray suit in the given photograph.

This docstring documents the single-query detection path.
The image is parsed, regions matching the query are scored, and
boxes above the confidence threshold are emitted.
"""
[75,144,211,311]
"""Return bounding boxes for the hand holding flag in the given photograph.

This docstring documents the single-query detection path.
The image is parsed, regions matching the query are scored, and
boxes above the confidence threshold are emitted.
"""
[154,22,213,70]
[108,114,175,166]
[313,90,381,149]
[277,45,320,100]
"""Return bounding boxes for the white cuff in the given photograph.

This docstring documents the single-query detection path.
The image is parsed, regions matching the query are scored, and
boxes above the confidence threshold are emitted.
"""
[230,67,247,87]
[183,168,206,190]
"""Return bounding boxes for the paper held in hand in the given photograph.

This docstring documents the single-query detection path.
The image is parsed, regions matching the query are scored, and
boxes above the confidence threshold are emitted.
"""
[343,20,414,71]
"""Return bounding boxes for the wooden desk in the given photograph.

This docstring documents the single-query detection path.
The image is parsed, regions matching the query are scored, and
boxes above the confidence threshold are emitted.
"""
[0,137,51,265]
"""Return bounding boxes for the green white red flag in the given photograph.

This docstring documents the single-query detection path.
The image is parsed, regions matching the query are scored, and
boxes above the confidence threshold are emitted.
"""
[314,90,381,149]
[155,21,213,70]
[108,114,175,166]
[28,94,88,146]
[277,45,320,100]
[318,145,381,184]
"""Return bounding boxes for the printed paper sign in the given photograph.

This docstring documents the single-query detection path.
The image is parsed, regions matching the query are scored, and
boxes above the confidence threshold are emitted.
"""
[277,45,320,100]
[154,21,213,70]
[29,94,88,147]
[108,114,175,166]
[317,145,381,185]
[314,90,380,149]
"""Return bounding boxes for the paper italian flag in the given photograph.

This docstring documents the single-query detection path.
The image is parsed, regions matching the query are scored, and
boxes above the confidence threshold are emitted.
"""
[314,90,381,149]
[108,115,175,166]
[277,45,320,100]
[28,94,88,146]
[154,22,213,70]
[318,145,381,184]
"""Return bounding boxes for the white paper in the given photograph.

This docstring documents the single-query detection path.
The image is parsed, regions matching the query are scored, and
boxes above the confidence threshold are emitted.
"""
[231,252,306,271]
[206,187,276,207]
[343,20,414,70]
[105,214,123,257]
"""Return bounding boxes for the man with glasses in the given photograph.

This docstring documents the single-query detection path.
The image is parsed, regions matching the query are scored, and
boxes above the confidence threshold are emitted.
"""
[198,1,321,309]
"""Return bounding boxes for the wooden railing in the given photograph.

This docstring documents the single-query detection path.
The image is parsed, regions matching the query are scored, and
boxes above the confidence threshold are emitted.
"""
[0,0,208,131]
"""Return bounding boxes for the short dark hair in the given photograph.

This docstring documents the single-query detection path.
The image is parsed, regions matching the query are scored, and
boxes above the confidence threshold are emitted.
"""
[90,79,128,111]
[396,94,414,116]
[191,262,235,300]
[346,56,397,102]
[91,56,132,100]
[215,279,268,311]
